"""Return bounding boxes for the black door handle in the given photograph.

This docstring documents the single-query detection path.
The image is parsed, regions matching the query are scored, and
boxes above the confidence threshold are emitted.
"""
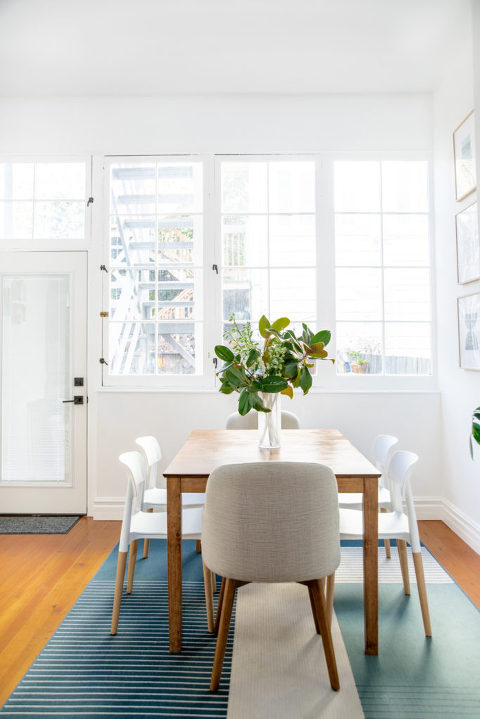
[62,396,84,405]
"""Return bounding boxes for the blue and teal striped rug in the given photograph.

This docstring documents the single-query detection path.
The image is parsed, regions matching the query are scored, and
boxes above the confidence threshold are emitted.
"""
[2,539,480,718]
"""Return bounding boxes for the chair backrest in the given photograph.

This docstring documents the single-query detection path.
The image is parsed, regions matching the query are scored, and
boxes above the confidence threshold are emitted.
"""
[371,434,398,488]
[202,461,340,583]
[225,410,300,430]
[135,435,164,489]
[388,450,421,551]
[118,450,147,551]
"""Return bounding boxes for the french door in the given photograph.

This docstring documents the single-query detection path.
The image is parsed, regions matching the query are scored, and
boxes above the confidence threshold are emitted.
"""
[0,251,87,514]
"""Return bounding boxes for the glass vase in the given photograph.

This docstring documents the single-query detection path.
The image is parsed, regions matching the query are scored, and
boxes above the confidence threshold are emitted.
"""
[258,392,281,449]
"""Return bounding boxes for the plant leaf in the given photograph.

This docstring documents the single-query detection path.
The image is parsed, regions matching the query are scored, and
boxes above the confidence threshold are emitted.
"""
[261,375,288,393]
[283,361,298,379]
[281,385,294,399]
[215,344,235,362]
[246,348,260,367]
[238,389,252,416]
[219,383,234,394]
[259,315,271,338]
[299,366,312,394]
[225,366,248,388]
[310,330,331,346]
[251,392,271,412]
[271,317,290,332]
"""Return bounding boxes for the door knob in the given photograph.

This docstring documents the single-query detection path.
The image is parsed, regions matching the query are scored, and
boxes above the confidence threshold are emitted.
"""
[62,396,84,405]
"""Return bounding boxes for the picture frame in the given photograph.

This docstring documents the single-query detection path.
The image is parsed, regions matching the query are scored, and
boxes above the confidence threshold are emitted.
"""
[458,292,480,370]
[456,201,480,284]
[453,110,477,201]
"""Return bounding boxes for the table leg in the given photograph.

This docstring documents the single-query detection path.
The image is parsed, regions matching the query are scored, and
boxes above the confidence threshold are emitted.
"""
[363,476,378,655]
[167,476,182,653]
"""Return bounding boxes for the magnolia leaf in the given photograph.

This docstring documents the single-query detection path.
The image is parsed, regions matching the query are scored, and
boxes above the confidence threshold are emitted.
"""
[299,366,312,394]
[225,366,247,387]
[271,317,290,332]
[246,348,260,367]
[259,315,271,338]
[284,361,298,379]
[281,385,294,399]
[251,392,271,412]
[261,376,288,393]
[310,330,331,346]
[309,350,329,359]
[238,389,252,416]
[219,383,234,394]
[215,344,235,362]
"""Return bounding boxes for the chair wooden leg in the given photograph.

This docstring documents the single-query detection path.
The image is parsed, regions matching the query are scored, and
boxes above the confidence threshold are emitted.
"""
[196,539,202,553]
[412,551,432,637]
[381,509,391,558]
[214,577,226,635]
[210,578,236,691]
[307,584,321,634]
[309,579,340,691]
[126,540,138,594]
[143,509,153,558]
[326,573,335,627]
[203,562,215,633]
[397,539,410,595]
[111,551,127,635]
[211,570,217,594]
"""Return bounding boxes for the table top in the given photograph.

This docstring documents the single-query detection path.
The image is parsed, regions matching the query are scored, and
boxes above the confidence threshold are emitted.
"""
[163,429,380,479]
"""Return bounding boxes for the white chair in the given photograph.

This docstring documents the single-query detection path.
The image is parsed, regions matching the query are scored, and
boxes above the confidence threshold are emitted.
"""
[339,450,432,637]
[225,409,300,429]
[110,450,208,635]
[338,434,398,558]
[202,461,341,692]
[135,435,206,558]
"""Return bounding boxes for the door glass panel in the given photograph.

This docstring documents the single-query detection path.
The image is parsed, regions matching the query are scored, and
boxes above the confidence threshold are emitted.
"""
[1,275,70,483]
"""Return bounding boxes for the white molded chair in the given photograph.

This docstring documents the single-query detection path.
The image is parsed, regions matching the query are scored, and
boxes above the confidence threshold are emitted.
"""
[202,461,341,692]
[135,435,206,558]
[225,410,300,429]
[338,434,398,558]
[110,450,207,635]
[339,450,432,637]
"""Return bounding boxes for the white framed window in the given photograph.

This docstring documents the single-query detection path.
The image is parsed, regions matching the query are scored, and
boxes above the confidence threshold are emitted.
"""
[334,159,432,378]
[0,160,88,249]
[102,156,213,387]
[217,156,317,336]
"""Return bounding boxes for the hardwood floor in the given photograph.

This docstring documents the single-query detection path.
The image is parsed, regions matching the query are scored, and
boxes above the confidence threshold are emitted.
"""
[0,518,478,706]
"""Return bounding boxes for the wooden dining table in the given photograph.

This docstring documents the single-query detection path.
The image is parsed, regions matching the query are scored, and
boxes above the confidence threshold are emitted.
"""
[163,428,381,655]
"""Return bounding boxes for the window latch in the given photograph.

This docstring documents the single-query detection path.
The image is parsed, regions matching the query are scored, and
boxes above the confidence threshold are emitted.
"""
[87,197,94,206]
[212,264,218,274]
[100,264,109,273]
[213,357,218,369]
[99,357,109,366]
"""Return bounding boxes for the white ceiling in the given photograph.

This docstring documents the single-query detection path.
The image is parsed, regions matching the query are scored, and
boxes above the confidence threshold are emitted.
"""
[0,0,472,96]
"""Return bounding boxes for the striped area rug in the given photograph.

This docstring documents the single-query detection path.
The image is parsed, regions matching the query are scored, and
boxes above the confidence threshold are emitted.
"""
[2,539,480,718]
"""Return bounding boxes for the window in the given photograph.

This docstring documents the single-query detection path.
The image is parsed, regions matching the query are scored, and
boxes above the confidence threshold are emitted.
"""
[0,161,86,245]
[106,158,204,378]
[219,159,316,335]
[334,160,431,376]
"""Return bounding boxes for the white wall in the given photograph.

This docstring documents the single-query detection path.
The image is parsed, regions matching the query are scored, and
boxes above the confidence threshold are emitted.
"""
[0,93,445,523]
[433,14,480,550]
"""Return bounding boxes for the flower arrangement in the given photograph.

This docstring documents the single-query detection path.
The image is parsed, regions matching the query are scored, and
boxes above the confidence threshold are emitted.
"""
[214,314,334,416]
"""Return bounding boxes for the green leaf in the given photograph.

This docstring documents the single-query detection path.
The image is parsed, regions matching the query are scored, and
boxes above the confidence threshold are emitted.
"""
[246,348,260,367]
[271,317,290,332]
[299,366,312,394]
[310,330,331,346]
[251,392,271,412]
[215,344,235,362]
[281,385,294,399]
[238,389,253,416]
[473,422,480,445]
[259,315,271,339]
[225,366,248,388]
[219,383,234,394]
[302,323,313,343]
[261,375,288,393]
[283,361,298,379]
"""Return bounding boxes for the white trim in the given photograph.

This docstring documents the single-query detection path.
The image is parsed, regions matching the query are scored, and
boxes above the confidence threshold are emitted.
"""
[442,498,480,555]
[91,495,124,520]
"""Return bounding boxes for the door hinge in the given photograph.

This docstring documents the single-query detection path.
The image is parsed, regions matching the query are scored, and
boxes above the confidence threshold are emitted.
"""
[212,264,218,274]
[87,196,94,206]
[100,264,109,273]
[99,357,109,366]
[100,311,109,318]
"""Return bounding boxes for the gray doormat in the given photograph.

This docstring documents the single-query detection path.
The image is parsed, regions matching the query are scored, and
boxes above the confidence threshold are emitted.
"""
[0,515,82,534]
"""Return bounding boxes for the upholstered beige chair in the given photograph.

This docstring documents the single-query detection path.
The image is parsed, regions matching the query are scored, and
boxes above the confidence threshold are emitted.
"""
[202,461,341,692]
[225,409,300,429]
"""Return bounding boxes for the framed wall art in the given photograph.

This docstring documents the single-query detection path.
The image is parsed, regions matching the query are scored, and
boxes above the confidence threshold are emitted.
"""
[458,292,480,370]
[453,110,477,201]
[456,201,480,284]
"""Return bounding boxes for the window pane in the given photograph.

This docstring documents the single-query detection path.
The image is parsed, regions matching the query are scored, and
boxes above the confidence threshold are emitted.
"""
[385,323,431,375]
[222,268,268,323]
[334,161,380,212]
[269,215,315,267]
[157,162,203,213]
[0,163,34,199]
[154,268,199,320]
[222,162,267,213]
[270,269,316,322]
[35,162,85,200]
[336,268,382,321]
[111,163,156,214]
[222,215,268,267]
[110,216,156,266]
[109,322,155,375]
[34,201,85,240]
[336,322,383,374]
[383,215,429,266]
[382,161,429,212]
[335,214,381,266]
[268,161,315,213]
[157,215,202,265]
[384,268,430,321]
[0,201,33,239]
[157,323,198,375]
[110,269,150,320]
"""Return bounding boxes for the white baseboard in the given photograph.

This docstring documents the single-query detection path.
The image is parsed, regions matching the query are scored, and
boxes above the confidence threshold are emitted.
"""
[442,498,480,555]
[411,495,445,520]
[90,496,124,520]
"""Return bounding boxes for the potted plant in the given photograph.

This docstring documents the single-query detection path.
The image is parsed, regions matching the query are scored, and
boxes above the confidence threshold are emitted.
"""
[215,314,334,448]
[348,351,370,374]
